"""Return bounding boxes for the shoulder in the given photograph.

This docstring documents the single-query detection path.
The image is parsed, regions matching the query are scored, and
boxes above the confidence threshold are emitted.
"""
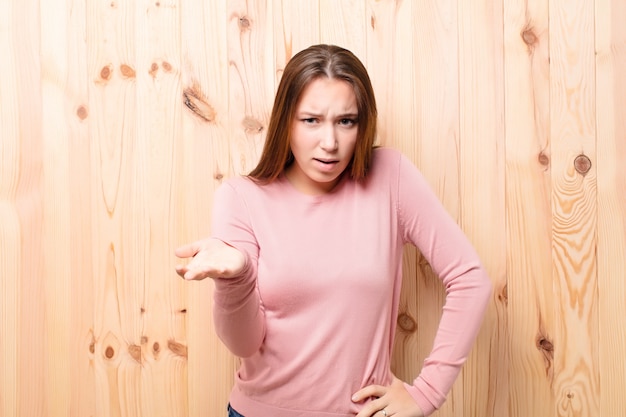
[372,146,403,165]
[220,175,255,190]
[217,175,287,202]
[214,176,259,203]
[368,147,409,181]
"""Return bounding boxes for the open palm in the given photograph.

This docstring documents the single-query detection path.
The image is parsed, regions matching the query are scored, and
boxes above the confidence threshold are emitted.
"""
[175,238,246,281]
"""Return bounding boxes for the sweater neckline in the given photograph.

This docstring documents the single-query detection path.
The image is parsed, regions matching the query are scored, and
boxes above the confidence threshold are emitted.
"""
[278,172,350,203]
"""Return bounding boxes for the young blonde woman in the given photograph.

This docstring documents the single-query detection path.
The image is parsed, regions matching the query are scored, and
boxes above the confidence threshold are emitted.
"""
[175,44,492,417]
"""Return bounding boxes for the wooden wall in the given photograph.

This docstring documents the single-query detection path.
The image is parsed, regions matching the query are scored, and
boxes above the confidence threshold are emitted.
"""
[1,0,625,416]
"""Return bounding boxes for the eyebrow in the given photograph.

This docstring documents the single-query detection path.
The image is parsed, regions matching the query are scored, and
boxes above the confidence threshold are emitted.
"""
[296,111,359,118]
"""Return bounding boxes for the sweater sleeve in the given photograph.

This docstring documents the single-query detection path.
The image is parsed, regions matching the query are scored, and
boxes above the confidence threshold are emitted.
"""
[395,154,492,415]
[210,180,265,358]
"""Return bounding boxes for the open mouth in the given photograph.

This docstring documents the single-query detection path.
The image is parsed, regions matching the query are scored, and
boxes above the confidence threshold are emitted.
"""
[314,158,338,165]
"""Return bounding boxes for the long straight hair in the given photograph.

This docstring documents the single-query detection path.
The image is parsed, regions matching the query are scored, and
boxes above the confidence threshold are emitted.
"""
[248,44,378,183]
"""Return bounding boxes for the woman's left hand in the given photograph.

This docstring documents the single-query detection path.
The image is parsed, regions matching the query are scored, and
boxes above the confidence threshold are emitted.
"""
[352,376,425,417]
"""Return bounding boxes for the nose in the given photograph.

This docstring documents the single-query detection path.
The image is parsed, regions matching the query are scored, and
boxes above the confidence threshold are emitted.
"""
[319,125,338,152]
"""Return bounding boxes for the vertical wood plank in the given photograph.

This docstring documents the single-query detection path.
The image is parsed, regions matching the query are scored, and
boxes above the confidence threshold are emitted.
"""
[366,1,466,416]
[4,1,48,416]
[227,0,274,176]
[134,0,188,416]
[273,0,319,80]
[86,0,143,415]
[0,1,21,416]
[65,1,97,404]
[365,0,411,149]
[405,3,464,417]
[503,0,554,416]
[40,0,92,415]
[457,0,506,416]
[549,0,600,415]
[319,0,366,61]
[595,0,626,415]
[178,0,237,415]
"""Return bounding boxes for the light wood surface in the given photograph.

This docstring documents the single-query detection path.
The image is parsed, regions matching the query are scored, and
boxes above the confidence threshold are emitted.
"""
[1,1,625,416]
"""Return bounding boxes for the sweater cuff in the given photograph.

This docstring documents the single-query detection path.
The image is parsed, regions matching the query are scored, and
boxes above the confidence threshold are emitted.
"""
[403,379,442,417]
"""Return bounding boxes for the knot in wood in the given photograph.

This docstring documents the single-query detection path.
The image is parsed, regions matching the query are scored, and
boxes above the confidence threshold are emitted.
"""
[538,152,550,166]
[537,337,554,352]
[153,342,160,353]
[574,154,591,175]
[128,344,142,363]
[238,16,251,30]
[149,62,159,78]
[100,65,112,81]
[76,105,89,120]
[183,87,217,123]
[522,29,538,46]
[104,346,115,359]
[162,61,173,72]
[120,64,136,78]
[168,340,188,358]
[242,116,264,133]
[397,312,417,333]
[498,283,508,305]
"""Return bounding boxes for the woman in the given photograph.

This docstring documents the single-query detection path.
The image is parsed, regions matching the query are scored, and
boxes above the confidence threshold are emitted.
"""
[175,44,492,417]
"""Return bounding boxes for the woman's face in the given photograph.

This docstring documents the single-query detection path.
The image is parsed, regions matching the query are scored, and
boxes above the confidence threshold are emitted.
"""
[285,77,358,195]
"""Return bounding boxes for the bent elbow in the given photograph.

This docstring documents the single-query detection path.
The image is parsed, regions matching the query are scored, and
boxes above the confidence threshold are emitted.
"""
[226,332,264,358]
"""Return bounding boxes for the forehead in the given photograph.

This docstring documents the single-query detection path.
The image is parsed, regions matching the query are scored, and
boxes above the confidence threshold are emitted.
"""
[296,77,357,110]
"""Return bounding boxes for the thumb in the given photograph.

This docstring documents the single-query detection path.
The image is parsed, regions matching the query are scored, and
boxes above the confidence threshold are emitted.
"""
[174,241,200,258]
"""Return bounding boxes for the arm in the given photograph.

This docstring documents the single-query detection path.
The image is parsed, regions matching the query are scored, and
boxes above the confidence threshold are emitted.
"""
[397,154,492,415]
[175,181,265,358]
[210,181,265,358]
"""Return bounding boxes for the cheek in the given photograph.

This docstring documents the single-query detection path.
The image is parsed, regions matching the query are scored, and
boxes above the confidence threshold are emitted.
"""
[343,134,358,153]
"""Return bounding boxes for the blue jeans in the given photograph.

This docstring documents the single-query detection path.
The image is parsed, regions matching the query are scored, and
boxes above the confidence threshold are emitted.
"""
[228,403,244,417]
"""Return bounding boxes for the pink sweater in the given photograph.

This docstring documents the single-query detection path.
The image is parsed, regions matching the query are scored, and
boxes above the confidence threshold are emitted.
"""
[211,148,492,417]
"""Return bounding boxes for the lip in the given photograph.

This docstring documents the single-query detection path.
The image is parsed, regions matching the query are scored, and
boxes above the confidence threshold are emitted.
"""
[313,158,340,172]
[313,158,339,164]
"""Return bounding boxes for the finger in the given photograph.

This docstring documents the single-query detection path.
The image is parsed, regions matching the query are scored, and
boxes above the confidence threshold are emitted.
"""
[353,385,387,417]
[174,242,200,258]
[352,385,386,403]
[175,265,190,279]
[354,399,386,417]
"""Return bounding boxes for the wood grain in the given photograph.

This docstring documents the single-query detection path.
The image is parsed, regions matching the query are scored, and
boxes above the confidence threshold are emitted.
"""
[135,1,190,416]
[0,2,21,416]
[549,0,600,415]
[87,0,143,416]
[320,0,366,61]
[2,1,626,416]
[3,1,48,416]
[227,0,274,176]
[457,0,506,416]
[503,0,555,416]
[40,0,93,415]
[179,0,237,415]
[273,0,319,80]
[596,0,626,415]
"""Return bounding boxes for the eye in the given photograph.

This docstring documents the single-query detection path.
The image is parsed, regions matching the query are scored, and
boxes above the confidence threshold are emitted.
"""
[301,118,318,124]
[338,118,357,127]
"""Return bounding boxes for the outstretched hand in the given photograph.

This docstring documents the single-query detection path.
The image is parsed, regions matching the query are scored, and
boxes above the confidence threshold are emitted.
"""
[174,238,246,281]
[352,376,424,417]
